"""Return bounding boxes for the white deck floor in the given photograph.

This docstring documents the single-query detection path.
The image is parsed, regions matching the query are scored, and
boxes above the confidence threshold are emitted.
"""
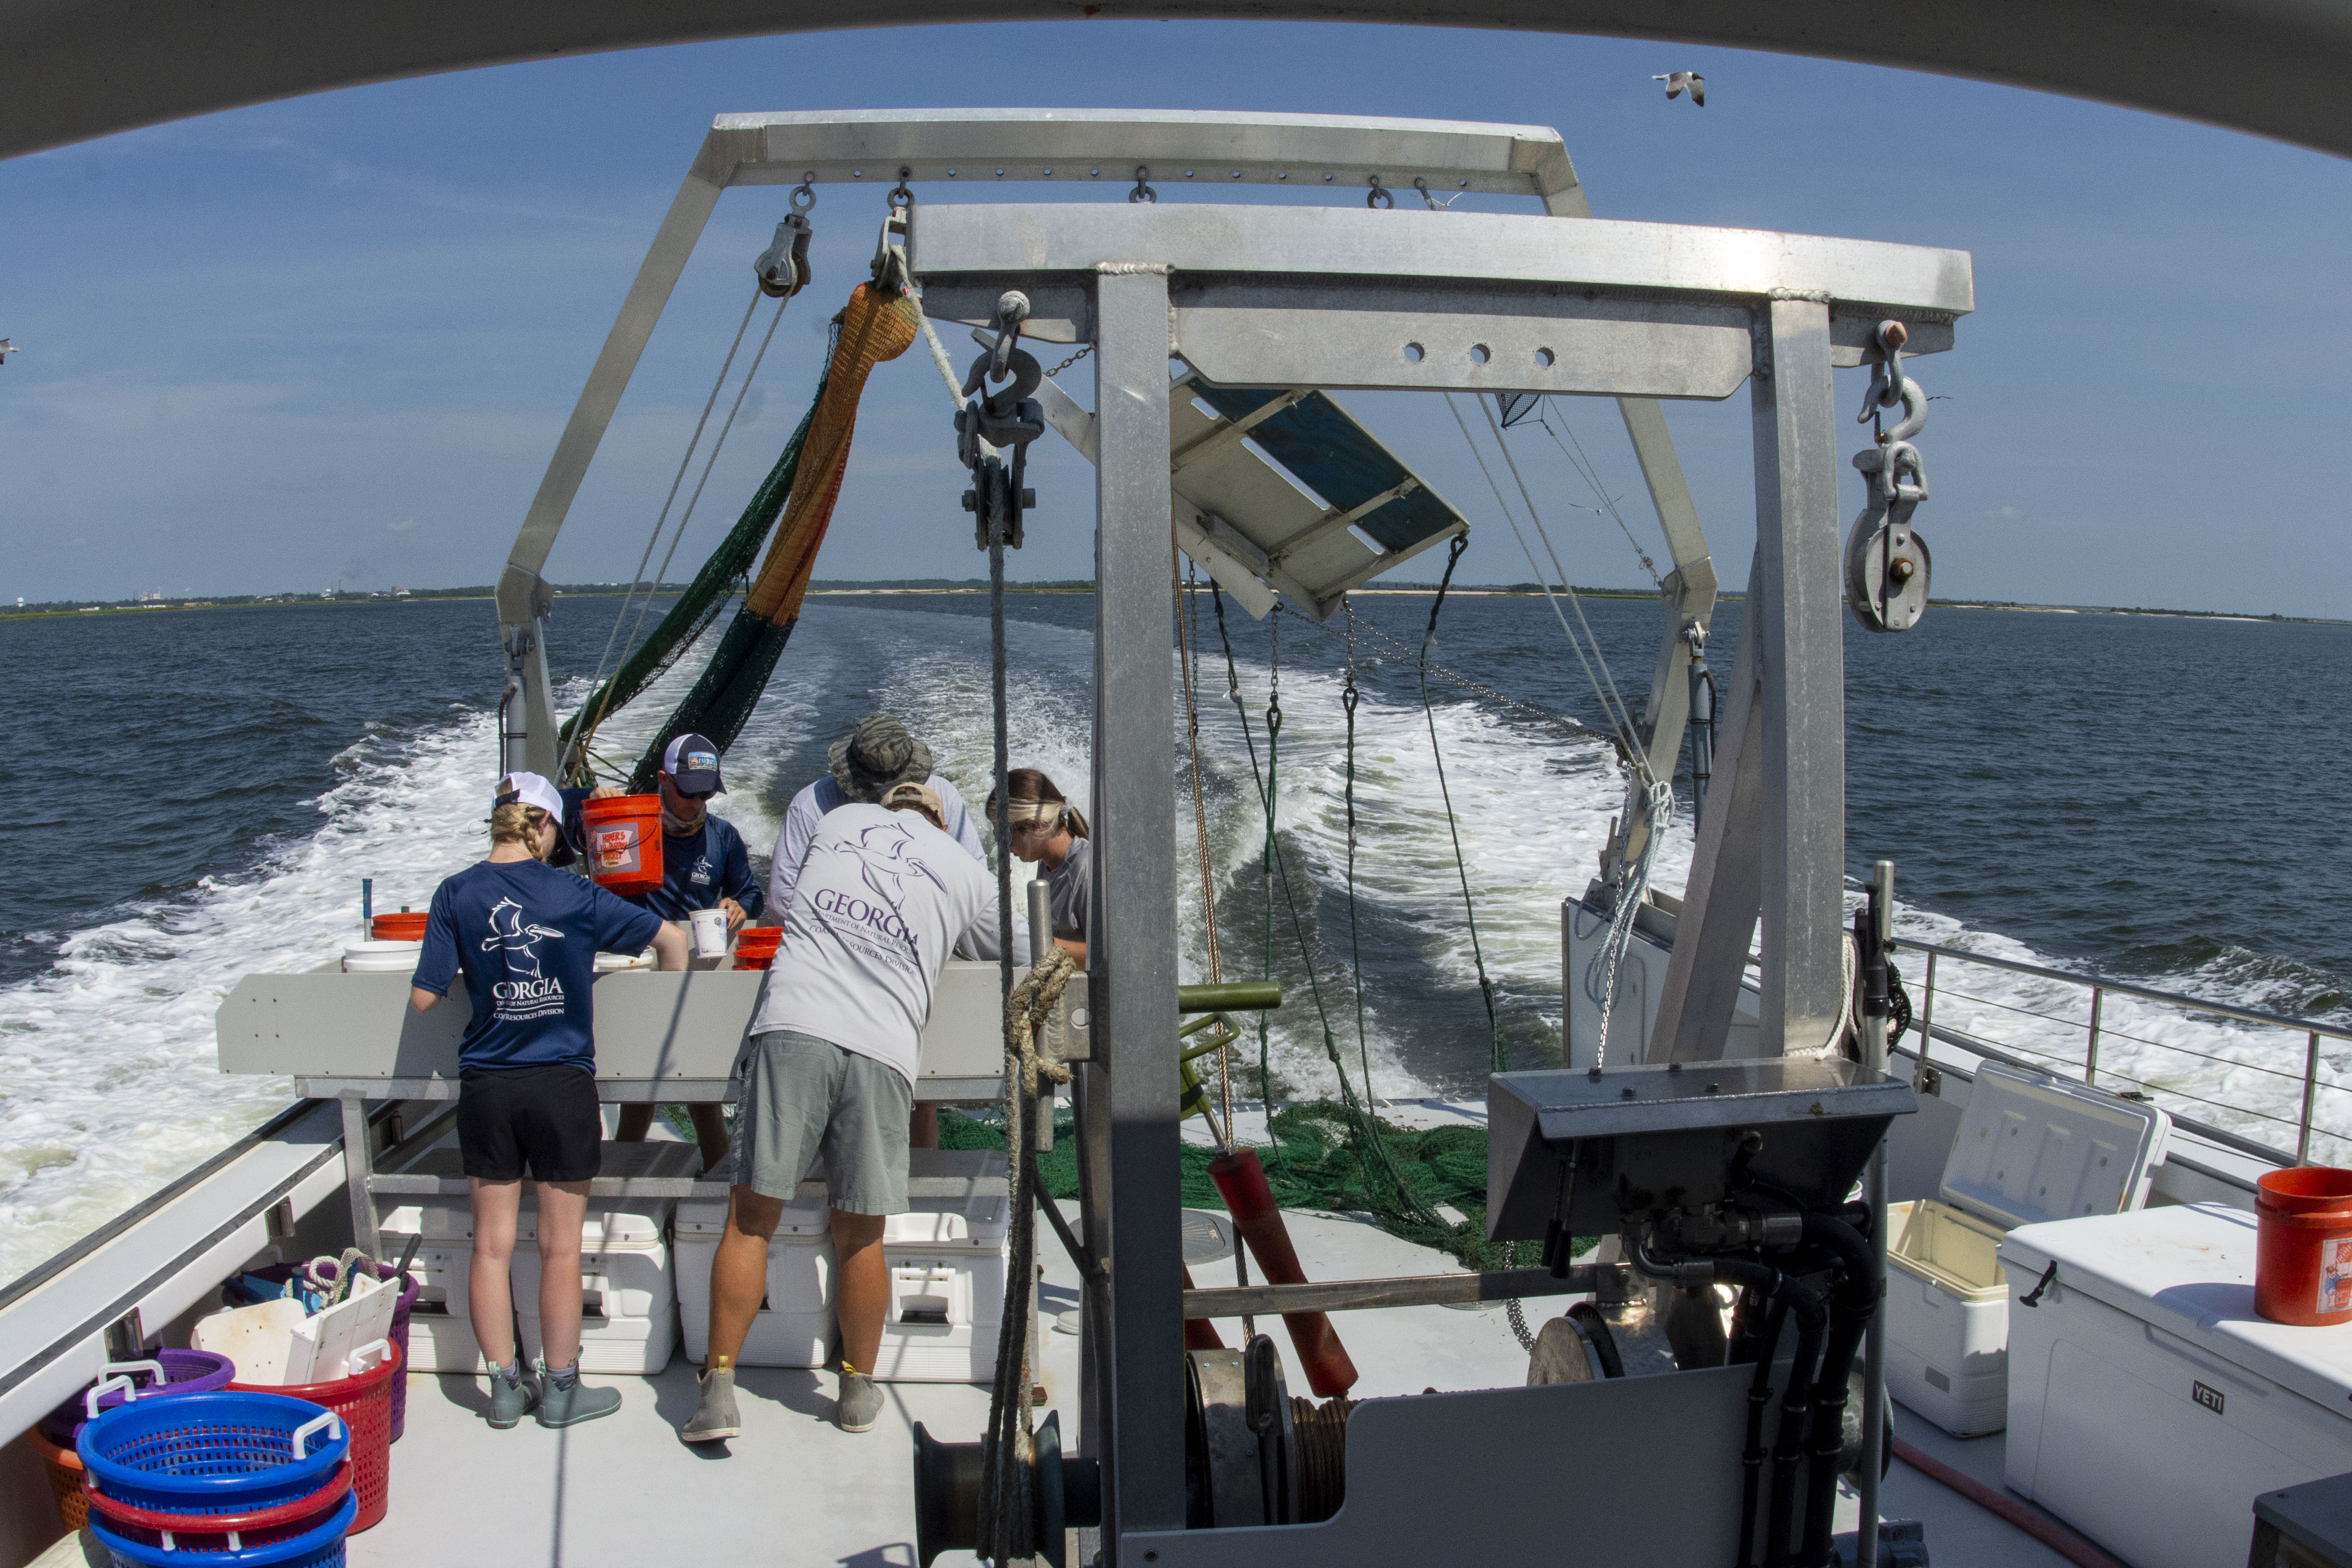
[337,1201,2085,1567]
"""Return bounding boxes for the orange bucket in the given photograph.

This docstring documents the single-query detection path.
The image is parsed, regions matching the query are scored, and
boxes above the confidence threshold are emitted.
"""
[2255,1166,2352,1325]
[733,927,782,971]
[371,912,428,941]
[579,795,663,897]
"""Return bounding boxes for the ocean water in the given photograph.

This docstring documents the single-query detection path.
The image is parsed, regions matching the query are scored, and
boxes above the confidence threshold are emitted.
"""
[1,588,2347,1281]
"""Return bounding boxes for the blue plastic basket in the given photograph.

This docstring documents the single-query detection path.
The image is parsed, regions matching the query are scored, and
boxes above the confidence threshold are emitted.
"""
[90,1487,355,1568]
[78,1393,349,1515]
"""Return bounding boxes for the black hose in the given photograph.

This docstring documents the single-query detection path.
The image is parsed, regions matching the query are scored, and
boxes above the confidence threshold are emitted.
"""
[1764,1277,1827,1568]
[1798,1213,1881,1568]
[1736,1291,1790,1568]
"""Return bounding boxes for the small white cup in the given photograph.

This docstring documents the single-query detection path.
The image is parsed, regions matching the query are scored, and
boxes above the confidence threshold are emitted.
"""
[688,907,730,959]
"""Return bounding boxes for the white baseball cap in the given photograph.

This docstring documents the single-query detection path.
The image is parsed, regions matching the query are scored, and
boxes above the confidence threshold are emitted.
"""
[494,771,565,821]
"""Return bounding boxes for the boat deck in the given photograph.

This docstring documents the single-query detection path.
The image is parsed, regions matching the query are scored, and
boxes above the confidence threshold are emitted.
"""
[345,1203,2081,1567]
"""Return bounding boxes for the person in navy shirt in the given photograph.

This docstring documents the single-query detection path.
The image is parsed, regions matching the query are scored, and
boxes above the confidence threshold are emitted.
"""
[410,771,687,1432]
[580,733,761,1170]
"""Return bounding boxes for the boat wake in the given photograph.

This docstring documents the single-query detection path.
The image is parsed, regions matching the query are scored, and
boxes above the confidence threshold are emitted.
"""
[1,598,2343,1283]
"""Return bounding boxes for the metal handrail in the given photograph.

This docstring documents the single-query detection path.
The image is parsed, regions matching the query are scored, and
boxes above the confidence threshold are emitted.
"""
[1894,937,2344,1167]
[1894,939,2352,1044]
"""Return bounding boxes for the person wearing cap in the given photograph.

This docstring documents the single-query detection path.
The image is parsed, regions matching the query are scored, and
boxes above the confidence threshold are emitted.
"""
[410,772,689,1432]
[584,733,764,1171]
[768,715,987,1150]
[987,767,1092,966]
[685,779,1010,1443]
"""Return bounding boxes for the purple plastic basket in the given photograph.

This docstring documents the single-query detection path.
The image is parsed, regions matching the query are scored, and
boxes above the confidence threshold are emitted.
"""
[41,1350,238,1447]
[227,1264,418,1443]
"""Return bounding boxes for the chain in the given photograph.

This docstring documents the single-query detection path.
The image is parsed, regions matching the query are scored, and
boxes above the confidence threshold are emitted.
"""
[1342,601,1377,1111]
[1043,343,1093,378]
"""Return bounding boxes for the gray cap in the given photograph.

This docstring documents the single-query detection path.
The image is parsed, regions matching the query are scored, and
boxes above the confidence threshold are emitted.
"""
[829,714,936,804]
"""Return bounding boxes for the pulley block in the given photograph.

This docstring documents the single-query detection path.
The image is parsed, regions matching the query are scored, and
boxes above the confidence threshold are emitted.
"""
[753,213,812,300]
[1844,501,1932,633]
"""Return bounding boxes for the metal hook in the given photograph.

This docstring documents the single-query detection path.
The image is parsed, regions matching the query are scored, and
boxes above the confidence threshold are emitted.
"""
[1129,166,1157,204]
[887,168,913,211]
[1412,177,1451,211]
[789,177,816,214]
[1367,175,1394,210]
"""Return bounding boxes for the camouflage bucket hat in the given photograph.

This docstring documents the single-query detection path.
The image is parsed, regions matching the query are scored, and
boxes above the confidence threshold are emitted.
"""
[829,714,936,804]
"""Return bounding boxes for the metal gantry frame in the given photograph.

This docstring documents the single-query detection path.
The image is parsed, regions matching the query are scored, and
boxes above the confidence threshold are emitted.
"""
[494,109,1971,1560]
[491,110,1725,787]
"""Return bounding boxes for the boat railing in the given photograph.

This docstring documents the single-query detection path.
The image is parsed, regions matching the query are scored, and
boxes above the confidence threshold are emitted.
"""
[1895,938,2351,1171]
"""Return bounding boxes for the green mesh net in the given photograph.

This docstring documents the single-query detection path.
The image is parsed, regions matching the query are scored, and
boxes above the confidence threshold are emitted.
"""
[938,1101,1524,1272]
[557,352,834,787]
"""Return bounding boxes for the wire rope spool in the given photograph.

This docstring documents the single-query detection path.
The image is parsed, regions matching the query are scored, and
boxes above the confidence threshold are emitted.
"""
[1184,1335,1326,1529]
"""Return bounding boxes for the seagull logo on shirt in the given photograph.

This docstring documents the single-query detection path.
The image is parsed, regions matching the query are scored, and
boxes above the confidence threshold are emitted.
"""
[481,897,564,980]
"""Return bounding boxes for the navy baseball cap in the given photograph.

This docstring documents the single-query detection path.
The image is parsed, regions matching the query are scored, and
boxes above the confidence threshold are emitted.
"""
[662,733,725,795]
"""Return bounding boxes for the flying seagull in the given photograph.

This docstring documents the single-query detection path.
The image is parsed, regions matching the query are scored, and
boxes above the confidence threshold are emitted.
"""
[0,340,13,364]
[1653,71,1706,106]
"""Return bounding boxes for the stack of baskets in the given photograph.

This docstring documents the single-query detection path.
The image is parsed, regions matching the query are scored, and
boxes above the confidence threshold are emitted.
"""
[77,1391,359,1568]
[28,1353,237,1531]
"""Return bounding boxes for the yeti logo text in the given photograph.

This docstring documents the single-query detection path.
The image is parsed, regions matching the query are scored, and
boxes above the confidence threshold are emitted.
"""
[481,898,565,981]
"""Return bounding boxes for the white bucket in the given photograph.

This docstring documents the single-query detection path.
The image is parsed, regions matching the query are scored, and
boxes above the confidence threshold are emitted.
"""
[342,939,422,973]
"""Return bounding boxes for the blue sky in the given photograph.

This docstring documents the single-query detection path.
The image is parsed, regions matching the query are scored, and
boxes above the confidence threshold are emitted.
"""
[3,23,2349,614]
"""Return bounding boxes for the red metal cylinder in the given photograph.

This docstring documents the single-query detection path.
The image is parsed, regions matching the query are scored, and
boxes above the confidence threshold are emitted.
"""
[1180,1265,1225,1351]
[1206,1149,1358,1396]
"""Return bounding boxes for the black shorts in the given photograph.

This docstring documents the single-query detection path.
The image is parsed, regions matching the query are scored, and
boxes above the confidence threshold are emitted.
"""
[456,1065,602,1183]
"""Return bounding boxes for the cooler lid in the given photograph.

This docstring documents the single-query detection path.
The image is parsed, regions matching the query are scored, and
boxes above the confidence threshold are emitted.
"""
[887,1194,1012,1248]
[2000,1202,2352,1417]
[1940,1062,2171,1230]
[675,1196,828,1237]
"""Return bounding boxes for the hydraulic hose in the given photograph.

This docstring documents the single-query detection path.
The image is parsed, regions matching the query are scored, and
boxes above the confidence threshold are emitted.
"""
[1763,1276,1828,1568]
[1735,1291,1790,1568]
[1799,1214,1882,1568]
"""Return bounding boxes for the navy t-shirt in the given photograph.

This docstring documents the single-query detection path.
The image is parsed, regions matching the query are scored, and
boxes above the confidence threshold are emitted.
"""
[633,816,766,923]
[412,858,663,1074]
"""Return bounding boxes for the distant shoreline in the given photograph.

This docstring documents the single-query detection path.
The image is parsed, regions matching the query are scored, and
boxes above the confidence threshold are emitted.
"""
[3,583,2341,628]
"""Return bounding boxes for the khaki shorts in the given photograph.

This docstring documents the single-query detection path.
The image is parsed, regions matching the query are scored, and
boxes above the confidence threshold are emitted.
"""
[733,1030,911,1214]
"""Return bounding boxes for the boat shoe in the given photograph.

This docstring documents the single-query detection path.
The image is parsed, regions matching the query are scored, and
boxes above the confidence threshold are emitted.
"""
[835,1368,883,1433]
[486,1362,538,1429]
[536,1361,623,1428]
[682,1366,741,1442]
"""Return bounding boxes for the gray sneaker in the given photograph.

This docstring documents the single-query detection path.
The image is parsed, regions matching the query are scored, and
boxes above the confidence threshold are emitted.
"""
[835,1368,883,1433]
[486,1362,538,1429]
[536,1363,622,1429]
[682,1367,741,1443]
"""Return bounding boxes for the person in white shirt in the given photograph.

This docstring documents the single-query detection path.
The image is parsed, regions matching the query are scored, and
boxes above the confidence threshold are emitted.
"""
[685,782,1008,1443]
[767,713,987,1150]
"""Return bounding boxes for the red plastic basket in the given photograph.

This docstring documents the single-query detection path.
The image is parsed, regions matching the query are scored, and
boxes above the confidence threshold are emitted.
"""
[86,1462,352,1552]
[88,1460,352,1541]
[228,1344,398,1533]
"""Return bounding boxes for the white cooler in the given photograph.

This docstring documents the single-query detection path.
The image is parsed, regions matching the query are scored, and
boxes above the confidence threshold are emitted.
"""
[512,1221,679,1375]
[675,1189,1011,1381]
[2003,1202,2352,1568]
[1883,1063,2168,1436]
[378,1140,690,1375]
